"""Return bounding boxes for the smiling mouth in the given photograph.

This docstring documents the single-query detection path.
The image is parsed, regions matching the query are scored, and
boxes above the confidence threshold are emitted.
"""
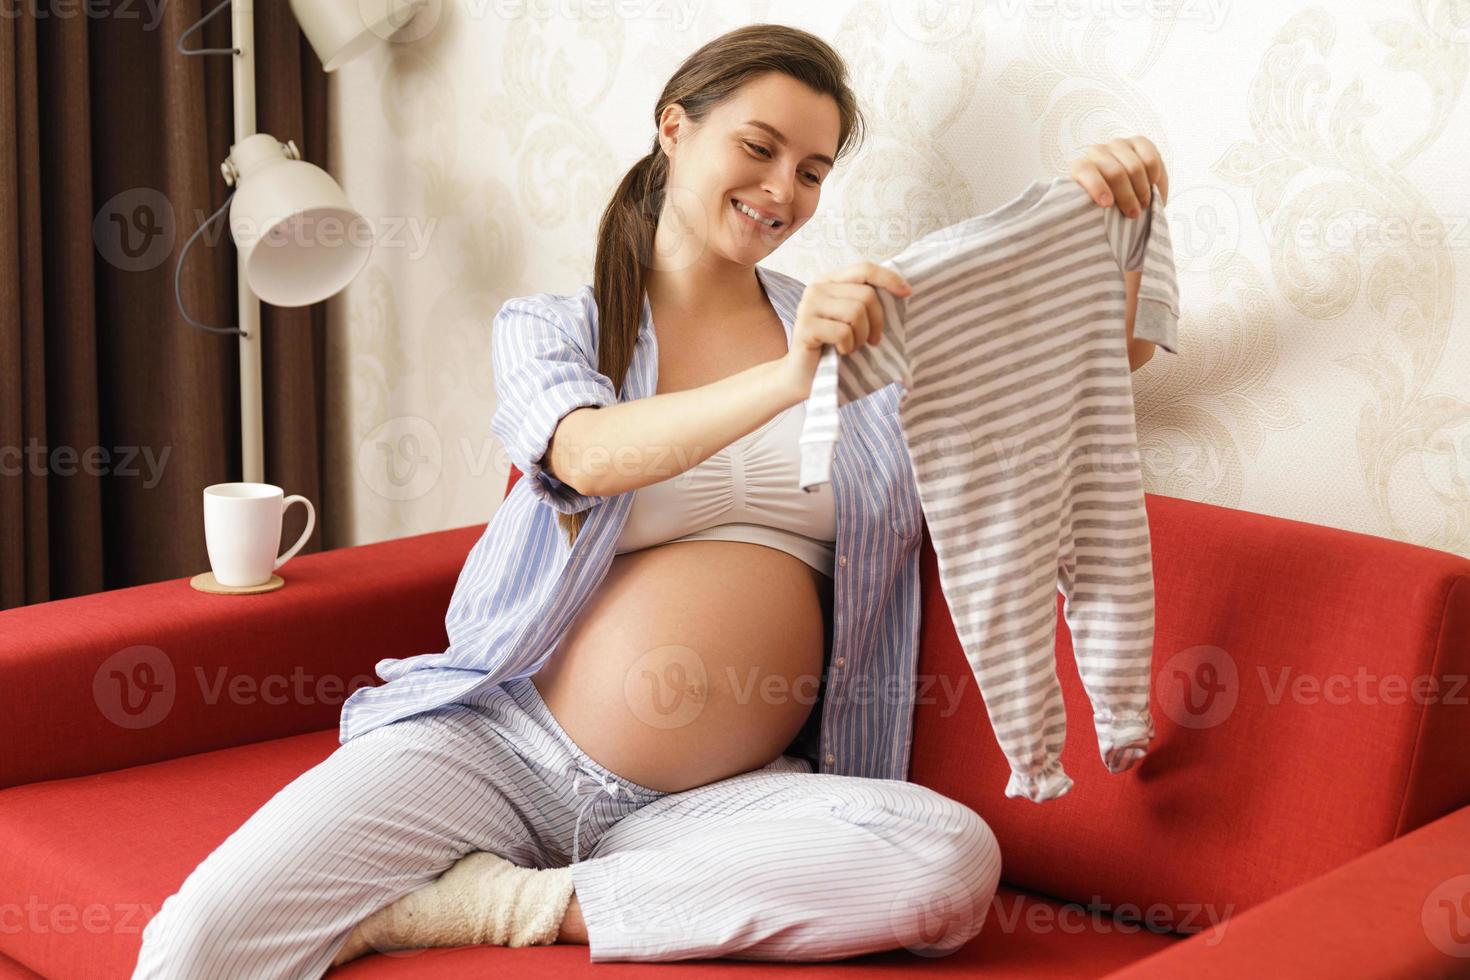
[730,198,784,229]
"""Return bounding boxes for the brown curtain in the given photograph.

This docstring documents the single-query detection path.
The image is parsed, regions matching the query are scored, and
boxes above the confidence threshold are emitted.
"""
[1,1,333,610]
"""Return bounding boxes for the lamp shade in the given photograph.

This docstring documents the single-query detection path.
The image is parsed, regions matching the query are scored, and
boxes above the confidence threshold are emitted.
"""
[226,134,372,308]
[289,0,428,71]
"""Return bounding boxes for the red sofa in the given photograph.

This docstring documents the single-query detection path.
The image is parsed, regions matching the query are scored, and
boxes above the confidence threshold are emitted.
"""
[2,468,1468,978]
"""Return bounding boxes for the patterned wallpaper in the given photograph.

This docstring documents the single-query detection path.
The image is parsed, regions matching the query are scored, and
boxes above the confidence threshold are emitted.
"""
[322,0,1470,558]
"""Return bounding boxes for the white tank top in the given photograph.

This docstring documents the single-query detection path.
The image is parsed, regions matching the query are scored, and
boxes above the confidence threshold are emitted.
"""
[614,400,837,576]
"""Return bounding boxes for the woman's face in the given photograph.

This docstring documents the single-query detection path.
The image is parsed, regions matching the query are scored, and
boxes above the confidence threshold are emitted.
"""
[657,71,840,267]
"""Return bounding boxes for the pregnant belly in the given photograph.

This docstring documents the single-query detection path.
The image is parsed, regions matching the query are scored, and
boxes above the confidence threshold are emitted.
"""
[530,540,832,793]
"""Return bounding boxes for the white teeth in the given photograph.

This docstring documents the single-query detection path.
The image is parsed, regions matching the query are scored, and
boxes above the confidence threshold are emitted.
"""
[734,200,779,226]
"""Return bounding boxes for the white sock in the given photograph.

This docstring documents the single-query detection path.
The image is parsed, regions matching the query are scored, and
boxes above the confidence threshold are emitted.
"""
[331,852,575,966]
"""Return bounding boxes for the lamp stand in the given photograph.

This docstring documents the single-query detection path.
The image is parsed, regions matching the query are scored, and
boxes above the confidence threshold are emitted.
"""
[231,0,265,484]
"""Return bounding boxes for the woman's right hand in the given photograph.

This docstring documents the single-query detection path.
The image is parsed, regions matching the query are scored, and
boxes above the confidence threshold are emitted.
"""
[776,261,913,403]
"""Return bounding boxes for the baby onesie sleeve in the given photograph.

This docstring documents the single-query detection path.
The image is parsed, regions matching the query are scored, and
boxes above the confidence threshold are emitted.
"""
[796,264,914,492]
[490,295,618,514]
[1103,181,1181,355]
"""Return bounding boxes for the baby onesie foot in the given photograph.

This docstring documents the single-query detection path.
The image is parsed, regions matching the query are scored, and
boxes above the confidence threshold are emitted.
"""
[1095,710,1156,773]
[1003,755,1074,802]
[331,851,574,966]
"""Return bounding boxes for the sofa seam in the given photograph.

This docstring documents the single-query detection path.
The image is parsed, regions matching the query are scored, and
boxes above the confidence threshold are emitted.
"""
[1392,572,1468,840]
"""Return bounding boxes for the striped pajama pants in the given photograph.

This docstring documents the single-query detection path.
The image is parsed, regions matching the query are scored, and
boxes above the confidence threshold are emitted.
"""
[131,675,1002,977]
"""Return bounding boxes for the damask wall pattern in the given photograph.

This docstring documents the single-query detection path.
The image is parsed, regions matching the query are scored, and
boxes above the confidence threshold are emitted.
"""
[322,0,1470,559]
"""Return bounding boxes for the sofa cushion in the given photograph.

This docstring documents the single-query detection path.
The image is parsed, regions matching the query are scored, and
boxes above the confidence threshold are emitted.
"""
[909,495,1470,926]
[0,727,1175,977]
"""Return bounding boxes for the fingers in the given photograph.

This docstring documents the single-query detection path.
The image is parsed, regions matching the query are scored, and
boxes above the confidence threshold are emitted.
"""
[815,281,886,348]
[1068,159,1116,209]
[807,261,911,354]
[822,260,912,298]
[804,315,868,355]
[1083,145,1143,218]
[1075,136,1170,216]
[803,289,873,352]
[1128,134,1169,206]
[1105,137,1153,214]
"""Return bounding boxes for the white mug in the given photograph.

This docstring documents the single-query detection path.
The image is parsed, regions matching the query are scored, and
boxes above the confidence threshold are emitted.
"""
[203,482,316,587]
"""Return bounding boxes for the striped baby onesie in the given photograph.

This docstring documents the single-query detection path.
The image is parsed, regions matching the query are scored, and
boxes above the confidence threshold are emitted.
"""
[796,176,1179,803]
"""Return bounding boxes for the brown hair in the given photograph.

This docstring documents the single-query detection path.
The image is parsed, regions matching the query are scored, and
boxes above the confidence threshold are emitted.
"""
[555,23,867,548]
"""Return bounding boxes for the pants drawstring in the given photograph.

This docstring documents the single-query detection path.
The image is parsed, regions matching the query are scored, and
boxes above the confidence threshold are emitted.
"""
[568,759,622,864]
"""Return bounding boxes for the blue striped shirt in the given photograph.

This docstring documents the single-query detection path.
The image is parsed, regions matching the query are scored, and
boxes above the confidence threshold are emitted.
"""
[338,264,927,782]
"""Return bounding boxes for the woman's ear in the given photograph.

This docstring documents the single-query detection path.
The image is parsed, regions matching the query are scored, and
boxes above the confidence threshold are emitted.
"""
[657,103,687,158]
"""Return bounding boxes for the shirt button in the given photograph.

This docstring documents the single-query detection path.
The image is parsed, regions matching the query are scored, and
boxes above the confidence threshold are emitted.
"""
[834,657,845,668]
[838,555,848,567]
[825,754,835,765]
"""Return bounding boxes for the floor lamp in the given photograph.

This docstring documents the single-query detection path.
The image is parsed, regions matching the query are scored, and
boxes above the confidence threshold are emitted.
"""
[172,0,428,484]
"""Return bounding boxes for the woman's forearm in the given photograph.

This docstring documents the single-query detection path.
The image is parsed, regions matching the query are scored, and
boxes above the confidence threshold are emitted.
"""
[1128,339,1156,372]
[543,358,794,498]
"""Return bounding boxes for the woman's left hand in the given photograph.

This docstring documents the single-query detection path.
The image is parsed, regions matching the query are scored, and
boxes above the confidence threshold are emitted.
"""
[1068,136,1169,218]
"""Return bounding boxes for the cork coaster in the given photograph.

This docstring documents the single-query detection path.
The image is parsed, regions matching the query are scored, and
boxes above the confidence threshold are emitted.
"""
[189,571,286,595]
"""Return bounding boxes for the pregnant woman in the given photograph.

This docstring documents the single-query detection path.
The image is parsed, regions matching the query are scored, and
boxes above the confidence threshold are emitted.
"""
[133,22,1169,978]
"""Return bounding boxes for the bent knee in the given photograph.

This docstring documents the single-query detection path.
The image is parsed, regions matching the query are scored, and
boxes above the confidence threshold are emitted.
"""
[134,841,322,968]
[954,806,1002,902]
[135,885,256,977]
[885,803,1001,956]
[913,794,1002,904]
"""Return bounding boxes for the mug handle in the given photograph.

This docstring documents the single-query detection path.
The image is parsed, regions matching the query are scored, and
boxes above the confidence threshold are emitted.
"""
[274,495,317,570]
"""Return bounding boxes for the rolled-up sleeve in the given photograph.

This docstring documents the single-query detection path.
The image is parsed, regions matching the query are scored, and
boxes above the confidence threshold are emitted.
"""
[491,296,618,514]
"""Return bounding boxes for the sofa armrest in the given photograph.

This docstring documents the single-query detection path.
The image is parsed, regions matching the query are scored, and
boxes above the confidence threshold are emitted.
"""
[0,524,487,790]
[1101,804,1470,979]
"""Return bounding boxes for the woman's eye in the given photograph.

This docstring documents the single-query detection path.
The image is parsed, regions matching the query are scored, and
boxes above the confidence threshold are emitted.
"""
[744,141,821,185]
